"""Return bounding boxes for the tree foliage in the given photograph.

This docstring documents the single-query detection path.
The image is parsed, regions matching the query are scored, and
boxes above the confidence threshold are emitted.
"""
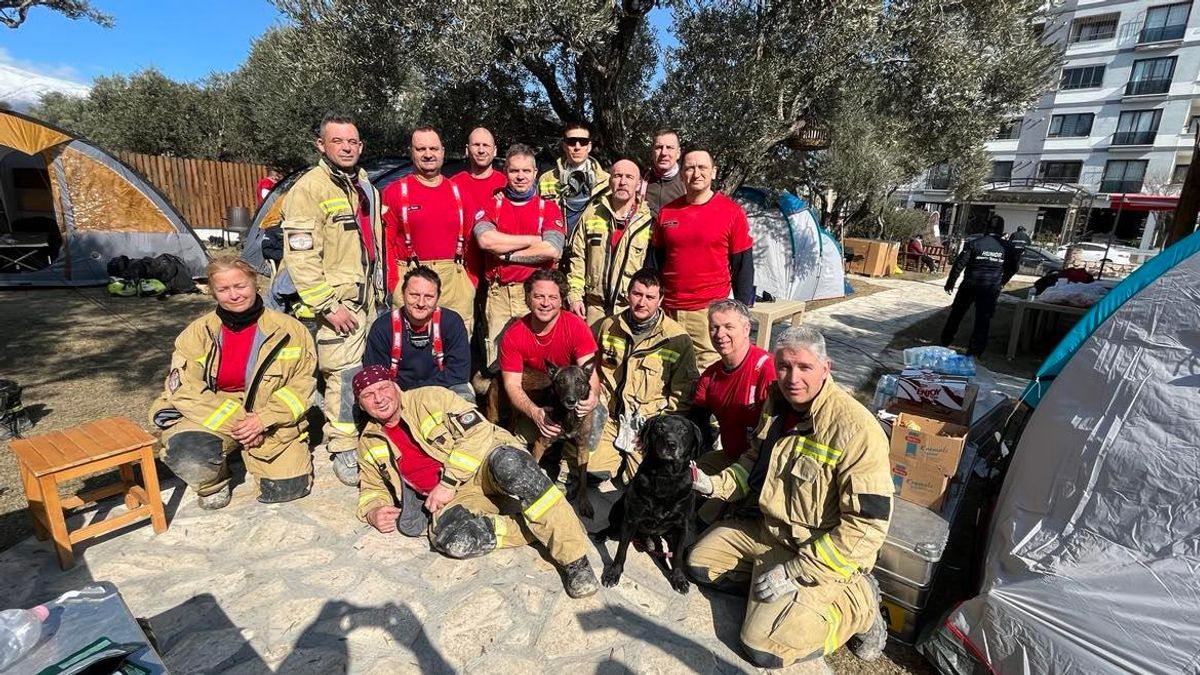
[27,0,1058,210]
[0,0,112,29]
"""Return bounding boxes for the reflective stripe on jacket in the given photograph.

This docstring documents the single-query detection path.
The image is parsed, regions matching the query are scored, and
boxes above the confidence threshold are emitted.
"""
[149,309,317,439]
[566,195,653,311]
[278,159,385,314]
[708,376,893,583]
[355,386,524,520]
[593,313,697,420]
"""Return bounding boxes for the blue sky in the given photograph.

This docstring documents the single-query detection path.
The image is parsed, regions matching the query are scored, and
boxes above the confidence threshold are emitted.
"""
[1,0,281,85]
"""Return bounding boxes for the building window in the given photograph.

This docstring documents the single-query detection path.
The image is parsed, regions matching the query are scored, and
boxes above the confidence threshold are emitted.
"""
[1101,160,1148,193]
[1038,161,1084,182]
[1172,163,1190,183]
[1113,109,1162,145]
[1071,13,1120,43]
[990,161,1014,182]
[927,162,951,190]
[1141,3,1190,43]
[1061,65,1105,90]
[1126,57,1176,96]
[995,119,1022,140]
[1047,113,1095,138]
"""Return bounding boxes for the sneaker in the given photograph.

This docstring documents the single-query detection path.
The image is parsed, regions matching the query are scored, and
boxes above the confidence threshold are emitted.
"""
[848,574,888,661]
[561,556,599,598]
[331,451,359,486]
[197,485,232,510]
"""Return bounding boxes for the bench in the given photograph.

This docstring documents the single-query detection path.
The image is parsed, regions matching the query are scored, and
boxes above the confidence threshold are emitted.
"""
[11,417,168,570]
[749,300,807,349]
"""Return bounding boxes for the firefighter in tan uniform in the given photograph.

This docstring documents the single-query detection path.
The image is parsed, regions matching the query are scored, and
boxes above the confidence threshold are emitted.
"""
[537,121,611,244]
[276,113,385,485]
[566,159,654,326]
[577,269,697,485]
[688,325,891,670]
[351,365,600,597]
[381,126,479,338]
[151,258,317,510]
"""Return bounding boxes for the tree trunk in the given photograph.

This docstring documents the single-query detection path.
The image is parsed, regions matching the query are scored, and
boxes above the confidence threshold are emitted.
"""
[1168,134,1200,246]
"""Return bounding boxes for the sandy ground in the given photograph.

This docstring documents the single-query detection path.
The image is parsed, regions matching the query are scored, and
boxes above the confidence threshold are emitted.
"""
[0,285,939,674]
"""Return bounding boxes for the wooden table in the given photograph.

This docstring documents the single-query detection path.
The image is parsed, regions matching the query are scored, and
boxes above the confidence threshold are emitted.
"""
[11,417,168,569]
[749,300,807,349]
[1006,299,1089,360]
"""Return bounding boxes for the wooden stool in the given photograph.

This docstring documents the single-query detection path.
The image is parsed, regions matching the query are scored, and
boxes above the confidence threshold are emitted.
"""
[749,300,807,349]
[11,417,168,570]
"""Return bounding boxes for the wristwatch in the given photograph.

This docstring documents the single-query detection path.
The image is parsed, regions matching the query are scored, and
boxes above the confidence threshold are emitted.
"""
[502,252,512,262]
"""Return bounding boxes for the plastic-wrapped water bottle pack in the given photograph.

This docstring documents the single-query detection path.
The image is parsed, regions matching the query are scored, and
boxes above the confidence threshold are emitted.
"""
[902,346,976,377]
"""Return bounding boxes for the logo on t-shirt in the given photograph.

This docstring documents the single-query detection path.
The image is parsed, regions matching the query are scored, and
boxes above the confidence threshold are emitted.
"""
[408,204,422,212]
[660,219,680,229]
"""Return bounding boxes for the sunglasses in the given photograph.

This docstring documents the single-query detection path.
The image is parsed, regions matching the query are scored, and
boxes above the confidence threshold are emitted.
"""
[563,137,591,147]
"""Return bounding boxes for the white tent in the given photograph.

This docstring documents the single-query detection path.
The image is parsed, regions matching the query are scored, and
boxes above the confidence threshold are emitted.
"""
[920,230,1200,674]
[737,188,845,302]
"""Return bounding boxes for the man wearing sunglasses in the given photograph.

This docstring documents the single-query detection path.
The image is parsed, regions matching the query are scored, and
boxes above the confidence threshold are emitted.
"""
[538,121,610,242]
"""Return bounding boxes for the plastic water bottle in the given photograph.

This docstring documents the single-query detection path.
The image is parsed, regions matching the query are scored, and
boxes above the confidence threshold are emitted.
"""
[0,605,48,670]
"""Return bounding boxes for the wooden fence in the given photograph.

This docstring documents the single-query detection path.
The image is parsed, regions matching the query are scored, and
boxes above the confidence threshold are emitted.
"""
[118,151,269,231]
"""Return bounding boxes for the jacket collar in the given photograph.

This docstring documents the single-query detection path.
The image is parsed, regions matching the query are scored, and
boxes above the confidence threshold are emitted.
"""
[318,157,368,187]
[598,193,651,225]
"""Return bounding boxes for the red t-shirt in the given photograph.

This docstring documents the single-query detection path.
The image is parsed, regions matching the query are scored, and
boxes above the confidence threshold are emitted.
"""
[383,422,443,495]
[692,345,776,459]
[451,170,506,212]
[477,196,566,285]
[653,192,753,310]
[500,311,598,374]
[256,177,277,206]
[216,324,258,392]
[381,177,470,290]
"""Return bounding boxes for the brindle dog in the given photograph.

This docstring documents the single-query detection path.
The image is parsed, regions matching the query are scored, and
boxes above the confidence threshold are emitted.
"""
[485,359,607,518]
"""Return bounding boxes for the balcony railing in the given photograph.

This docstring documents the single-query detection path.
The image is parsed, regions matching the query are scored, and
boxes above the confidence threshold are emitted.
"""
[926,177,951,190]
[1140,24,1187,43]
[985,175,1013,183]
[1112,130,1157,145]
[1125,78,1172,96]
[1100,179,1144,193]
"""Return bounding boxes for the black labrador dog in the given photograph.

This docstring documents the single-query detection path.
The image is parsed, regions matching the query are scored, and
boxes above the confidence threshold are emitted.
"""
[593,414,701,594]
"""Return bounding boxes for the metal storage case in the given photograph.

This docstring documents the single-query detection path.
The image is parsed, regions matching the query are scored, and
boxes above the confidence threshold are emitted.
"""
[872,442,977,642]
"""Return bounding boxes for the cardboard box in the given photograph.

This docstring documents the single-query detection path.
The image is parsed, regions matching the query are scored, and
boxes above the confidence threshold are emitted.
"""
[890,459,951,510]
[889,412,969,476]
[892,369,978,426]
[844,239,900,277]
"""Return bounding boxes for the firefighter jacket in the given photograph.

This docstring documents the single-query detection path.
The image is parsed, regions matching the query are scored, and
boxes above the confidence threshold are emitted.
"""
[594,312,698,421]
[149,309,317,443]
[355,386,524,521]
[566,195,654,313]
[707,376,893,584]
[538,157,611,204]
[279,159,385,315]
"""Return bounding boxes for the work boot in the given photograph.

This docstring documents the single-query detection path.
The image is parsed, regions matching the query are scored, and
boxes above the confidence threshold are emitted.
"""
[331,451,359,486]
[848,574,888,662]
[560,556,599,598]
[197,485,232,511]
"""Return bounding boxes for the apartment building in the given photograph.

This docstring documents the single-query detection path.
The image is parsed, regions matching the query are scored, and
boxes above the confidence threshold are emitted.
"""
[899,0,1198,248]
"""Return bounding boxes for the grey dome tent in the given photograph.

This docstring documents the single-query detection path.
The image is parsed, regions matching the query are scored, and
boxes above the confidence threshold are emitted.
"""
[0,110,207,287]
[736,188,845,302]
[920,230,1200,674]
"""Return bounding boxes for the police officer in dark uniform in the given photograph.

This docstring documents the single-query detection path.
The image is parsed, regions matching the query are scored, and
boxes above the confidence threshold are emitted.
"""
[1008,225,1032,253]
[940,215,1019,356]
